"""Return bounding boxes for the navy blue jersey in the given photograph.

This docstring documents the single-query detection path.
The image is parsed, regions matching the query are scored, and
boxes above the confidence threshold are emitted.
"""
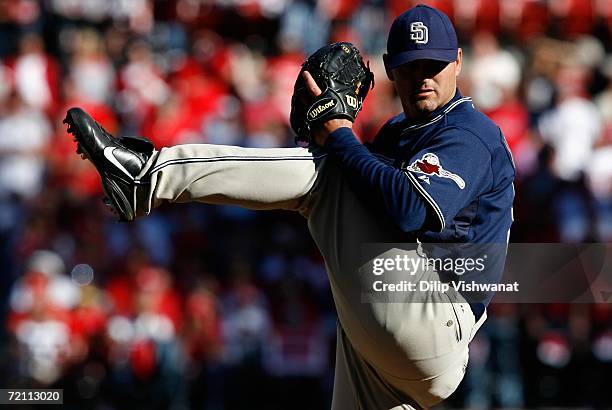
[324,89,515,315]
[369,90,515,243]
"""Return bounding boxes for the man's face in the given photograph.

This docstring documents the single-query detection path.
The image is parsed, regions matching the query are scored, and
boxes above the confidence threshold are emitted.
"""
[388,49,462,120]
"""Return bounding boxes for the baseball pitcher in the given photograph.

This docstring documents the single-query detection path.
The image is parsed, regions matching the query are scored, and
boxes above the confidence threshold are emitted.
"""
[66,5,514,409]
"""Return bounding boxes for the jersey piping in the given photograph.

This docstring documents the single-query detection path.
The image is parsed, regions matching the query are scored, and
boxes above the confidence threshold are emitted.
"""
[151,154,327,174]
[400,97,472,135]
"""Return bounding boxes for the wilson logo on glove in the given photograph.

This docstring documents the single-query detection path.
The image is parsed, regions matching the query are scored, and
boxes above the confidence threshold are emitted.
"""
[308,99,336,120]
[290,42,374,145]
[345,95,358,109]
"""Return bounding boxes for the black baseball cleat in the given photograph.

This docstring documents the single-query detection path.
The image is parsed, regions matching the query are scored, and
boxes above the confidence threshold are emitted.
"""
[64,107,154,221]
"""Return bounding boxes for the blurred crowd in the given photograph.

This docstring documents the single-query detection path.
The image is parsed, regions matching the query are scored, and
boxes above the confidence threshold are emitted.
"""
[0,0,612,408]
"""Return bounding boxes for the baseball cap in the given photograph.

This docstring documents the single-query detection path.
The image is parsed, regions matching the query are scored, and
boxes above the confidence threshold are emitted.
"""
[384,4,458,70]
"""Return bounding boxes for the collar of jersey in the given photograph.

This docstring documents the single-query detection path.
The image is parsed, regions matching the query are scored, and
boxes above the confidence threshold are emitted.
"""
[400,89,472,135]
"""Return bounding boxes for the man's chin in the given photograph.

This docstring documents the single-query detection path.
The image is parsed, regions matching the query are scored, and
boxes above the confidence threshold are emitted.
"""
[412,100,438,117]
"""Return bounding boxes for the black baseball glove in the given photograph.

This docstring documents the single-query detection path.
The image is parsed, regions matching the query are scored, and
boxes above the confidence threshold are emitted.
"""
[290,42,374,144]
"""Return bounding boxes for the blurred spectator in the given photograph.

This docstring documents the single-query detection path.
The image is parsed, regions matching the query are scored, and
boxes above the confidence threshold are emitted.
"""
[9,250,80,314]
[182,279,224,408]
[523,38,562,121]
[350,0,387,55]
[588,57,612,241]
[105,266,187,408]
[536,54,603,241]
[500,0,550,41]
[538,58,602,183]
[221,271,270,366]
[454,0,500,36]
[14,299,71,384]
[202,95,245,145]
[584,147,612,241]
[265,48,304,124]
[464,304,523,408]
[220,268,271,409]
[49,0,153,33]
[467,32,535,175]
[68,29,116,105]
[263,275,328,410]
[0,91,51,200]
[7,32,59,116]
[8,250,79,385]
[0,88,51,276]
[279,0,330,55]
[117,40,170,134]
[469,32,521,112]
[142,56,228,146]
[183,280,222,362]
[549,0,596,39]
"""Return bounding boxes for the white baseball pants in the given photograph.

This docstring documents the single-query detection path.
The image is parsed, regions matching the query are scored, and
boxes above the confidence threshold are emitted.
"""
[135,143,485,409]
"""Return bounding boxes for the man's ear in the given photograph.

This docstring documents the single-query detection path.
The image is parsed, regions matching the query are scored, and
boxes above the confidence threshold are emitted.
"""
[455,48,463,77]
[383,54,394,81]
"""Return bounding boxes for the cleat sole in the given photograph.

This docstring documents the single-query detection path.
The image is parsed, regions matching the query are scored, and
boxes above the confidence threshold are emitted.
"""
[64,109,133,222]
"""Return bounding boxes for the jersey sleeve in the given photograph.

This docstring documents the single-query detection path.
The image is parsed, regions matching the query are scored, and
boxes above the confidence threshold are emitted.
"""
[402,128,493,231]
[324,127,430,233]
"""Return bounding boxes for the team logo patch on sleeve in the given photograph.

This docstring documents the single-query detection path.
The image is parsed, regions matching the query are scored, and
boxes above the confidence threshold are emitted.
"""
[406,153,465,189]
